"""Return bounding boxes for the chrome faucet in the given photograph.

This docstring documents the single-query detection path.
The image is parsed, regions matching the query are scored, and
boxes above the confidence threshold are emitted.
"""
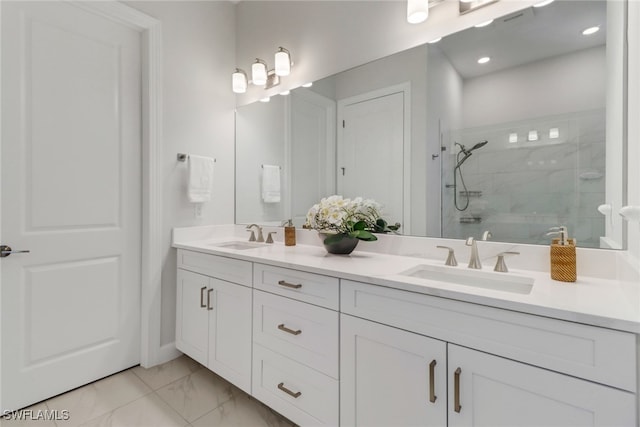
[466,237,482,269]
[482,230,492,241]
[246,224,265,242]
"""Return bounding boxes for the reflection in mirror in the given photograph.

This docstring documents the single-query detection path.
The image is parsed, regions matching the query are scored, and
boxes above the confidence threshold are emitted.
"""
[235,0,625,249]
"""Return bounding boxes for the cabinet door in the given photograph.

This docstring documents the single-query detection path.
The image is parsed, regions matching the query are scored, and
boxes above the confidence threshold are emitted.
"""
[448,344,637,427]
[176,269,209,366]
[208,277,252,394]
[341,314,447,427]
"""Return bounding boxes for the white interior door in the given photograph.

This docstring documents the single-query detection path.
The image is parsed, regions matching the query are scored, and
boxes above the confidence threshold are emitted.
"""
[337,88,407,229]
[289,89,336,226]
[1,1,142,411]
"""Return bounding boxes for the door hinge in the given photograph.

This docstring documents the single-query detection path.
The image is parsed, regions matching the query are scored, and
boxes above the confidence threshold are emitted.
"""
[342,120,345,128]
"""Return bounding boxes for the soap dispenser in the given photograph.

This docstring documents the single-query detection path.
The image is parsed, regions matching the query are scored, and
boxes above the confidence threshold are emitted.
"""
[283,219,296,246]
[546,226,576,282]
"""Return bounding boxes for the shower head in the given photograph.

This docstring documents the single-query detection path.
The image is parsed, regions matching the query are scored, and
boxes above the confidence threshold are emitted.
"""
[470,140,488,151]
[454,140,488,169]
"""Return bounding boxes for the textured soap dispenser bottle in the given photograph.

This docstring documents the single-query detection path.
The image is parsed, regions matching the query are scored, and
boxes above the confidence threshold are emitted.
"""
[283,219,296,246]
[546,226,576,282]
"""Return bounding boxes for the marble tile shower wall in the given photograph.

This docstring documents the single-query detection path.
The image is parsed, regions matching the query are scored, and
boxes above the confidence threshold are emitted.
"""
[442,110,605,248]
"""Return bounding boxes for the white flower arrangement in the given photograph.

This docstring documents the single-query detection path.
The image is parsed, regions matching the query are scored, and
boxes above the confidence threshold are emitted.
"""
[304,195,400,243]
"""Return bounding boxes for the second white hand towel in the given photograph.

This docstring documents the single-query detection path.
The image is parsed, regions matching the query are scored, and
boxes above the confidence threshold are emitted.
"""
[262,165,281,203]
[188,155,215,203]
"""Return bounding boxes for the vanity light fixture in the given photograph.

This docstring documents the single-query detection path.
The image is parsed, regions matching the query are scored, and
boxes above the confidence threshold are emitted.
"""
[549,128,559,139]
[459,0,498,15]
[275,47,292,76]
[533,0,554,7]
[528,130,539,141]
[474,19,494,28]
[232,68,248,94]
[508,133,518,143]
[407,0,429,24]
[477,56,490,64]
[428,37,443,44]
[302,82,313,88]
[251,59,268,86]
[582,26,600,36]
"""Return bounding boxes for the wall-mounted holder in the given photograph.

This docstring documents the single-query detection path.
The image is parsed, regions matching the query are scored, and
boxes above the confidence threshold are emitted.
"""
[619,206,640,222]
[177,153,217,163]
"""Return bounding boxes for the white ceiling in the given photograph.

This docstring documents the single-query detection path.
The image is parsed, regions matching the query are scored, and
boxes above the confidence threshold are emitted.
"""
[435,0,606,79]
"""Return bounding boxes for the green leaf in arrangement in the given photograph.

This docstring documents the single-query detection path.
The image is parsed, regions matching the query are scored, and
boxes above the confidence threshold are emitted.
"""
[350,230,378,241]
[352,220,367,231]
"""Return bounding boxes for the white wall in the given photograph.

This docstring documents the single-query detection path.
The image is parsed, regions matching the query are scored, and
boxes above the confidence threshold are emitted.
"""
[125,1,236,353]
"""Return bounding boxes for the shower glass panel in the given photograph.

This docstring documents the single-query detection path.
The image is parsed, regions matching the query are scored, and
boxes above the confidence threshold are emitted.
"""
[441,109,605,248]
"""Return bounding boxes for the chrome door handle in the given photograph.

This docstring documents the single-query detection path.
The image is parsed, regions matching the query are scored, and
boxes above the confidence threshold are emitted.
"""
[200,287,207,308]
[0,245,30,258]
[429,360,437,403]
[278,324,302,336]
[277,280,302,289]
[454,367,462,413]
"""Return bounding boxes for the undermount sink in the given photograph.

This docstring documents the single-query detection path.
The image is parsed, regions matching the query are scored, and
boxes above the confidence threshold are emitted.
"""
[209,241,264,250]
[399,264,534,295]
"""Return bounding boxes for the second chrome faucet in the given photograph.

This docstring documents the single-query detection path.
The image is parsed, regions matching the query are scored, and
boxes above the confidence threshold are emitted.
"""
[466,237,482,269]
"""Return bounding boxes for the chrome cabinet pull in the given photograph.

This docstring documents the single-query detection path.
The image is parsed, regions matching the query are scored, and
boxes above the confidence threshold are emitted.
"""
[207,289,214,311]
[278,324,302,336]
[454,367,462,413]
[429,360,437,403]
[277,382,301,398]
[200,286,207,308]
[0,245,30,258]
[278,280,302,289]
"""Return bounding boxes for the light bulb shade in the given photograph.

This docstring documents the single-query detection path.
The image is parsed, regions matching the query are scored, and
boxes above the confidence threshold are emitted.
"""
[275,47,291,76]
[252,59,268,86]
[407,0,428,24]
[232,69,247,93]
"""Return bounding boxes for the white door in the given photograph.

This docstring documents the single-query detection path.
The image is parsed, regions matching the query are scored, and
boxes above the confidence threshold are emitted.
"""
[448,344,636,427]
[340,315,447,427]
[1,1,142,411]
[289,89,336,226]
[337,88,406,229]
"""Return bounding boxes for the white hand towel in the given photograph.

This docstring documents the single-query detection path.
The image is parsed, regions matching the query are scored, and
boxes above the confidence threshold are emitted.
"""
[262,165,281,203]
[188,155,215,203]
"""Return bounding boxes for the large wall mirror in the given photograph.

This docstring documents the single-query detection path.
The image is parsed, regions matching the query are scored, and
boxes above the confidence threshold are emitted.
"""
[235,0,627,249]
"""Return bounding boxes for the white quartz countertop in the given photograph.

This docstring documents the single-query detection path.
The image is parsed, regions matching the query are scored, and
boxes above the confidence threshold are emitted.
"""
[173,232,640,334]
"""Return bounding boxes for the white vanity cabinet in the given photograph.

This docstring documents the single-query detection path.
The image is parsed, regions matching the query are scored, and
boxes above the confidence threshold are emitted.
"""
[341,280,637,427]
[252,263,340,426]
[175,250,252,394]
[341,314,447,426]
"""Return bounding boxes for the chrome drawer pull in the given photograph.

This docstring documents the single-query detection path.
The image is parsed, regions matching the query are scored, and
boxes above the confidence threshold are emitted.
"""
[200,286,207,308]
[207,289,214,311]
[277,382,301,398]
[278,280,302,289]
[278,324,302,336]
[454,367,462,413]
[429,359,437,403]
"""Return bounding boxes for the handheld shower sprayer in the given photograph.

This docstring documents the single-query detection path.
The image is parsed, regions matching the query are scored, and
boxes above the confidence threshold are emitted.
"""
[453,140,488,211]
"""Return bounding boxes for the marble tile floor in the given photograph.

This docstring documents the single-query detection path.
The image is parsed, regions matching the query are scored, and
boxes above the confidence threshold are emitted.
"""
[1,355,296,427]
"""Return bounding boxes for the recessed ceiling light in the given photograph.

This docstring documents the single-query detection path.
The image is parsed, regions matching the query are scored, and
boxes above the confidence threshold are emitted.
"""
[475,19,493,28]
[259,97,270,103]
[582,26,600,36]
[533,0,554,7]
[477,56,491,64]
[279,90,291,96]
[428,37,442,44]
[302,82,313,88]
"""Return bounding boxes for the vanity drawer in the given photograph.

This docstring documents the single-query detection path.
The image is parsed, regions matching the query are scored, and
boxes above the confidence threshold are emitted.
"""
[177,249,252,287]
[252,344,339,426]
[253,290,339,378]
[253,263,339,310]
[341,280,637,392]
